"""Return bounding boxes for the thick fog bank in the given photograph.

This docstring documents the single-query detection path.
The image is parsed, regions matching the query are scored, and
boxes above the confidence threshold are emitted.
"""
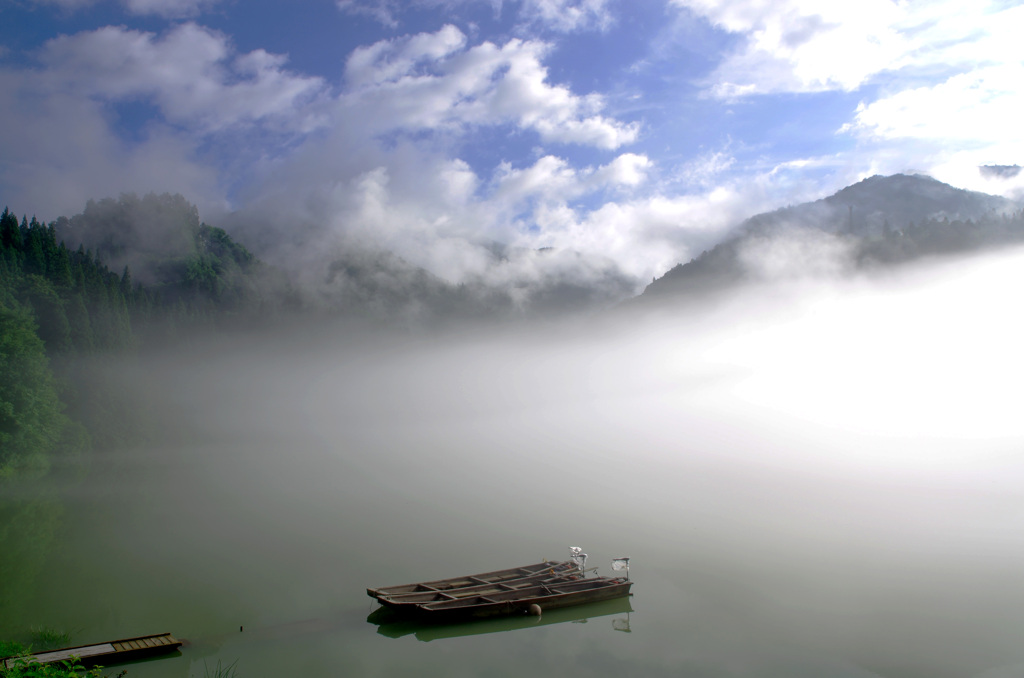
[83,246,1024,677]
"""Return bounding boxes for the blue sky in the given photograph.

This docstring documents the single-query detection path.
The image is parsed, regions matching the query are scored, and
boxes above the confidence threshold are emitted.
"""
[1,0,1022,290]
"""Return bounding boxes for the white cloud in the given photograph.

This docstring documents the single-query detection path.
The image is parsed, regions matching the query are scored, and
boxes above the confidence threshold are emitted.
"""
[0,23,325,218]
[335,0,404,27]
[122,0,221,17]
[523,184,756,281]
[518,0,614,32]
[37,23,327,133]
[593,152,651,187]
[677,0,907,95]
[341,26,639,148]
[675,148,735,188]
[674,0,1024,97]
[30,0,222,17]
[336,0,612,33]
[844,63,1024,144]
[346,24,467,88]
[493,152,650,205]
[841,61,1024,198]
[0,73,223,219]
[493,155,583,205]
[233,123,753,294]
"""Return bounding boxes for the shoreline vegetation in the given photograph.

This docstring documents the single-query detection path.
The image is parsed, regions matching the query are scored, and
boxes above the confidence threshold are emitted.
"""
[0,633,110,678]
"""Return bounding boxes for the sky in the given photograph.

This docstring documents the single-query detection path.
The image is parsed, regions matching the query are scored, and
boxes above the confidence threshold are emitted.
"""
[2,0,1023,291]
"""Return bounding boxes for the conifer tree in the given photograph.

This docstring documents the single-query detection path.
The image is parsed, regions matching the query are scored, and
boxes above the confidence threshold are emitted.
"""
[0,306,67,478]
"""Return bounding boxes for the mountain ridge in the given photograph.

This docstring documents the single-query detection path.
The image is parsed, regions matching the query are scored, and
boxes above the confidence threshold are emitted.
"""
[641,173,1023,302]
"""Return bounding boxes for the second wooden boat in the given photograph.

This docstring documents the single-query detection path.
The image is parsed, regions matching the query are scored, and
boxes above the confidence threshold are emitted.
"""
[407,576,633,621]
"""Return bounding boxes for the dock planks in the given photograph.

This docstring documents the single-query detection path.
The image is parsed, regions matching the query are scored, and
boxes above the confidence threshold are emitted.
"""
[2,633,181,669]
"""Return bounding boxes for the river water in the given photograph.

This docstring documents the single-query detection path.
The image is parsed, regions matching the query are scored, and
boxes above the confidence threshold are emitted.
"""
[5,252,1024,678]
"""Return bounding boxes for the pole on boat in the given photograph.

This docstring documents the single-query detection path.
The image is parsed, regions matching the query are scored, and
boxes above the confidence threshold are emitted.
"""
[569,546,588,575]
[612,557,630,580]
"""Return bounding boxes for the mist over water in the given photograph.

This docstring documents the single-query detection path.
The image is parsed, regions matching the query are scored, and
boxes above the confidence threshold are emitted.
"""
[15,247,1024,677]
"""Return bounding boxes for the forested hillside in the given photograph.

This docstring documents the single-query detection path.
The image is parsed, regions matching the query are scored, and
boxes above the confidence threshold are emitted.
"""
[0,195,289,479]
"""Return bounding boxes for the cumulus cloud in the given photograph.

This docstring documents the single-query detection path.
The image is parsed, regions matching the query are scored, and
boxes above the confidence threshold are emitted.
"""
[0,22,329,216]
[230,121,764,304]
[674,0,1023,97]
[524,183,759,280]
[675,0,907,95]
[844,64,1024,144]
[0,71,221,219]
[341,26,639,148]
[1,18,695,309]
[37,23,327,133]
[345,24,468,88]
[492,153,650,207]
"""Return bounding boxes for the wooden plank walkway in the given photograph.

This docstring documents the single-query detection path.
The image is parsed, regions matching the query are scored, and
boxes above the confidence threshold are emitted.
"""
[2,633,181,669]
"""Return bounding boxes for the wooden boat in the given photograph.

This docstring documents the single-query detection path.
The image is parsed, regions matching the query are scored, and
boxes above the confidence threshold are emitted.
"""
[369,560,583,608]
[368,561,632,621]
[1,632,182,670]
[367,560,576,601]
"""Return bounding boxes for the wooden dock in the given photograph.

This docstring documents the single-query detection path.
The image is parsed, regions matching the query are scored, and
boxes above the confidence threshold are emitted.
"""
[1,632,182,669]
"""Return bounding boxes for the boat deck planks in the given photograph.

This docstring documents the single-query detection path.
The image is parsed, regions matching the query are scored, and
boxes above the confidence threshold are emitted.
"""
[368,561,576,599]
[370,560,632,621]
[2,633,181,669]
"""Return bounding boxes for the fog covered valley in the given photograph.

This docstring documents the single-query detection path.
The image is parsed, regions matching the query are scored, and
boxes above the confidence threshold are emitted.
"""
[4,175,1024,678]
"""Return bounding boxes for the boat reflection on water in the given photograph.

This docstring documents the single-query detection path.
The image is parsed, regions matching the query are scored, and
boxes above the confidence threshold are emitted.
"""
[368,596,634,642]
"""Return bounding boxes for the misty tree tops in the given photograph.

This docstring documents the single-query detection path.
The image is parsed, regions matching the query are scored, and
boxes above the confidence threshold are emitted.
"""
[1,193,283,355]
[0,194,278,479]
[1,207,135,353]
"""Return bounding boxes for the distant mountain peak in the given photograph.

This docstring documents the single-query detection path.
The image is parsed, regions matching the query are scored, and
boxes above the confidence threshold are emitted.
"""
[637,174,1023,303]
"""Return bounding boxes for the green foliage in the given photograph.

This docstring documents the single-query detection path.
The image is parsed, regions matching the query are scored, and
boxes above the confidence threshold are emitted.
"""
[53,194,295,339]
[0,195,296,481]
[199,659,238,678]
[27,629,69,652]
[0,648,108,678]
[20,277,71,354]
[857,209,1024,265]
[0,208,136,355]
[0,307,67,478]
